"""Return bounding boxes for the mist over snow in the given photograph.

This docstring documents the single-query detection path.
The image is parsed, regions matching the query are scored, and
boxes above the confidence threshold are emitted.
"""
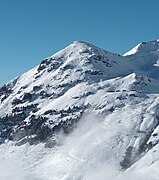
[0,113,158,180]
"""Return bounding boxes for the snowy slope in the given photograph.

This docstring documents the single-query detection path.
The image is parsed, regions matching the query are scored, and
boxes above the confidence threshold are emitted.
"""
[1,40,159,179]
[123,40,159,56]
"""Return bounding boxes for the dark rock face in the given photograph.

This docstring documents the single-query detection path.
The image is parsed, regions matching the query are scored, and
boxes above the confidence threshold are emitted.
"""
[0,101,85,146]
[37,57,61,73]
[0,84,12,103]
[11,108,83,146]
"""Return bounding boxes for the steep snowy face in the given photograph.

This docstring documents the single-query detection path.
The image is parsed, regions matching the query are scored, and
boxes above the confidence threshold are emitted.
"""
[0,41,133,145]
[0,40,159,146]
[37,40,131,81]
[1,40,159,179]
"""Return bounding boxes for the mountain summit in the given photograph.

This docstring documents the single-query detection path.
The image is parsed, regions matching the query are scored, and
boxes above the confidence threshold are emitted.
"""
[124,40,159,56]
[1,40,159,179]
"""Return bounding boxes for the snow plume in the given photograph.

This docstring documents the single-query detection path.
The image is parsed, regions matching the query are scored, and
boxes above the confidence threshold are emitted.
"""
[48,112,152,180]
[0,113,156,180]
[40,112,121,180]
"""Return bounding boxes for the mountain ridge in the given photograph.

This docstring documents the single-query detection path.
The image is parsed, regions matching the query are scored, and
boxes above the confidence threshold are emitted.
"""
[123,39,159,56]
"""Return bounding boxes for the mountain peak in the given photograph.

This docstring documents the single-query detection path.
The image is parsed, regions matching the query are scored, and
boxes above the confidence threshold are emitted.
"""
[2,40,159,179]
[50,40,94,59]
[72,40,89,45]
[70,40,104,53]
[123,39,159,56]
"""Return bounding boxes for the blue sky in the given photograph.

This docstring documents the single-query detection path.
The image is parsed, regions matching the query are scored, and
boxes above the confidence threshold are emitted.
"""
[1,0,159,85]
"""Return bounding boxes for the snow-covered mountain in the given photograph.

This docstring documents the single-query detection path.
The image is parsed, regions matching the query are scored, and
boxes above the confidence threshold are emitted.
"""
[1,40,159,179]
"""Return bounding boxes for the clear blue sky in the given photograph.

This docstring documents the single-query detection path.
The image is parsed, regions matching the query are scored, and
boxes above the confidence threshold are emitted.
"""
[1,0,159,85]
